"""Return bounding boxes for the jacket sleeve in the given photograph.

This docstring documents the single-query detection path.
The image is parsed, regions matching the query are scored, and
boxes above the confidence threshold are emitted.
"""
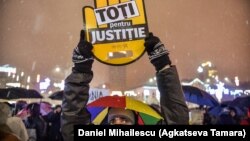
[61,71,93,141]
[157,66,189,124]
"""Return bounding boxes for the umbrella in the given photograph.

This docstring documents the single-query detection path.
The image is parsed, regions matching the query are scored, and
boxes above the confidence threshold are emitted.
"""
[182,85,219,107]
[49,90,63,100]
[87,96,163,125]
[0,87,43,99]
[220,100,232,106]
[26,89,43,99]
[208,105,245,117]
[0,88,22,99]
[228,96,250,109]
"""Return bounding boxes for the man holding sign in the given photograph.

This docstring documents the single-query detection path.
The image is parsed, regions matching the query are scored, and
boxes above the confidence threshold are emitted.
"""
[61,30,189,140]
[61,1,189,141]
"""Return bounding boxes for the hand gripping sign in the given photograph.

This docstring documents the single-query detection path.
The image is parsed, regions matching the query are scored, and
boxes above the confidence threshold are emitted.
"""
[83,0,149,66]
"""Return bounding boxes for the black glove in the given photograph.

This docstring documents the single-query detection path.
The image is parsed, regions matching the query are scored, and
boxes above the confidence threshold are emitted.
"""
[144,33,171,72]
[72,30,94,73]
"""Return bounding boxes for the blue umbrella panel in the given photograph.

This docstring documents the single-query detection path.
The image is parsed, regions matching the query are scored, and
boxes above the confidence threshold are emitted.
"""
[228,96,250,109]
[182,86,219,107]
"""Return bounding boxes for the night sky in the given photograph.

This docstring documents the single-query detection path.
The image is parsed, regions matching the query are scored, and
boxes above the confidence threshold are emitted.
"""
[0,0,250,90]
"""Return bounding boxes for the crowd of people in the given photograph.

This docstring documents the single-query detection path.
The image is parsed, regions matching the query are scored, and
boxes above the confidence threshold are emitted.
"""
[189,106,250,125]
[0,101,63,141]
[0,96,249,141]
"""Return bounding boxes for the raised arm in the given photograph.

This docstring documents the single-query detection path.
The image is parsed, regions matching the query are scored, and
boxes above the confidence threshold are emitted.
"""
[61,30,94,141]
[144,33,189,124]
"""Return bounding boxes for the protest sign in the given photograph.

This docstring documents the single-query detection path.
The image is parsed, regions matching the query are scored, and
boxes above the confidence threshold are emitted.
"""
[83,0,149,66]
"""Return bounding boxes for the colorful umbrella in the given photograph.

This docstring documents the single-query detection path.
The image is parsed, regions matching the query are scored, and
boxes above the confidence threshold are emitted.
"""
[87,96,163,125]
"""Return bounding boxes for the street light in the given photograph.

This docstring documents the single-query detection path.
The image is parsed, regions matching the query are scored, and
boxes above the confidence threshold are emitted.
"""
[37,74,40,83]
[197,66,203,73]
[55,67,61,72]
[27,76,31,83]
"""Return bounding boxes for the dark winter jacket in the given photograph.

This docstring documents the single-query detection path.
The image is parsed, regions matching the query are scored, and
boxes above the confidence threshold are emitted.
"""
[156,66,189,124]
[24,115,47,141]
[61,66,189,141]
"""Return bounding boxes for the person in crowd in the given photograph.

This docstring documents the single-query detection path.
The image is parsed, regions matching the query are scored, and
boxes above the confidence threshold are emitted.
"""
[3,102,29,141]
[13,100,27,116]
[215,107,239,125]
[0,102,21,141]
[228,107,241,124]
[46,105,63,141]
[40,102,52,116]
[240,106,250,125]
[202,108,212,125]
[61,30,189,141]
[24,103,47,141]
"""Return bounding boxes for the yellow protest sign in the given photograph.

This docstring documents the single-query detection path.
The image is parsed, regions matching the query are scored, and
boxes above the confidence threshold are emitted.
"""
[83,0,149,66]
